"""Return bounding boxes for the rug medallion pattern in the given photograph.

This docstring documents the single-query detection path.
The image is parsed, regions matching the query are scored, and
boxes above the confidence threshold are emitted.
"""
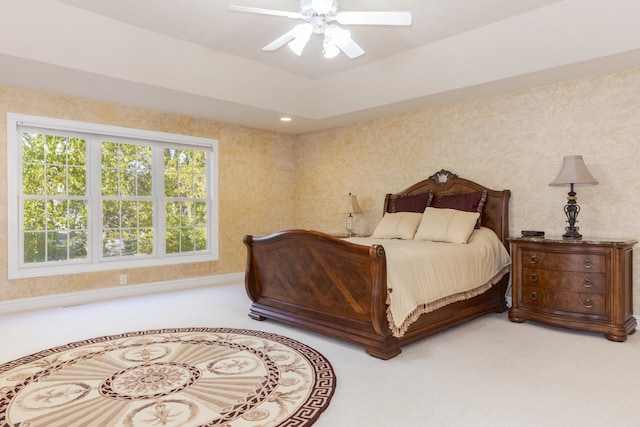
[0,327,336,426]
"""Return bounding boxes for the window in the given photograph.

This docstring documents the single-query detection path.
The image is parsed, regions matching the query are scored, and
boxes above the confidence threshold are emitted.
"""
[7,113,218,279]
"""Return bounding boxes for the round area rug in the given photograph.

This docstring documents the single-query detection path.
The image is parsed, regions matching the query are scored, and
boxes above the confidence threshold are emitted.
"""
[0,327,336,427]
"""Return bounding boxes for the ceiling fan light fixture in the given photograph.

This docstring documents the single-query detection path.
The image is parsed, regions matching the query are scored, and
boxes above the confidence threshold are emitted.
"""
[327,25,350,48]
[323,39,340,58]
[288,38,307,56]
[287,23,313,55]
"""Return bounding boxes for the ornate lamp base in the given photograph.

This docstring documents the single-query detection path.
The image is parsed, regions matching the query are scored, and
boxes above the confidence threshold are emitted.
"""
[345,214,354,237]
[562,187,582,239]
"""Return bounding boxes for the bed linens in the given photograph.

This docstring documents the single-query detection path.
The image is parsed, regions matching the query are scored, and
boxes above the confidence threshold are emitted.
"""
[345,227,511,337]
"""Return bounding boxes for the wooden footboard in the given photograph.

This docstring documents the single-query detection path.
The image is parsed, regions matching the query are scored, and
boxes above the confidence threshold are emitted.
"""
[243,230,402,359]
[243,230,509,359]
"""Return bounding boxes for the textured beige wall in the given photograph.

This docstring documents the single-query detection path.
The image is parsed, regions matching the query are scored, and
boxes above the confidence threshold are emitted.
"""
[0,85,296,301]
[3,66,640,314]
[294,67,640,312]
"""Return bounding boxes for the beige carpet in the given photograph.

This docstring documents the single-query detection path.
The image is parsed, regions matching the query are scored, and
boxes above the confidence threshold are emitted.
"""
[2,283,639,426]
[0,327,336,427]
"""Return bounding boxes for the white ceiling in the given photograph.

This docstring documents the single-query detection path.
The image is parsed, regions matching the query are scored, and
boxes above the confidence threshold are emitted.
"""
[1,0,640,134]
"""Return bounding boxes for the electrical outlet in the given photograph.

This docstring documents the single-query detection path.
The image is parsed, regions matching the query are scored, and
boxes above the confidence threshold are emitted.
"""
[119,274,127,285]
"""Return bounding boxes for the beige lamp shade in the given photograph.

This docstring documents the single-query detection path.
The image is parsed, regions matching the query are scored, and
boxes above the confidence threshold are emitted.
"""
[549,155,599,187]
[339,193,362,214]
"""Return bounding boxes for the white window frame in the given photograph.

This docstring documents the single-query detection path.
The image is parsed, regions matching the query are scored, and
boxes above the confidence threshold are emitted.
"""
[7,113,219,279]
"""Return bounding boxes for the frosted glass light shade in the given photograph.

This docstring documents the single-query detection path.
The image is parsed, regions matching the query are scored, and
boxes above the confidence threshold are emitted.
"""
[287,24,313,55]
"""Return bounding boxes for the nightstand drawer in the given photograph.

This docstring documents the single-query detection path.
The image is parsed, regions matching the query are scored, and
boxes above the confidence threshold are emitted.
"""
[522,267,605,294]
[522,286,606,316]
[522,250,605,273]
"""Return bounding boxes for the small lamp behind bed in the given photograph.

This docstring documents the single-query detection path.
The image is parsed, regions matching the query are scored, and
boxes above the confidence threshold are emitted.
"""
[339,193,362,237]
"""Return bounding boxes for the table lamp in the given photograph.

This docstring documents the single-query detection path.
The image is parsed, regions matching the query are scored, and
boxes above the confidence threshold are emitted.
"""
[339,193,362,236]
[549,155,598,239]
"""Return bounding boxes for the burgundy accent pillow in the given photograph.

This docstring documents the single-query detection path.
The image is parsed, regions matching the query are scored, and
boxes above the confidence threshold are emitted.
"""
[390,191,433,213]
[437,190,487,228]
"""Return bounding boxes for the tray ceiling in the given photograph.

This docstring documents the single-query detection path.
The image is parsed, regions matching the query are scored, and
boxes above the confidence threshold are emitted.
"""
[1,0,640,133]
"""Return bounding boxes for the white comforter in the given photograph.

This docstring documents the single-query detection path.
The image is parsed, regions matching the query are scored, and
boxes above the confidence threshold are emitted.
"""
[345,227,511,337]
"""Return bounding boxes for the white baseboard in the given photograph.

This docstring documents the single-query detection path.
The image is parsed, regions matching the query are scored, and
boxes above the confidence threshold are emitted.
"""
[0,272,244,315]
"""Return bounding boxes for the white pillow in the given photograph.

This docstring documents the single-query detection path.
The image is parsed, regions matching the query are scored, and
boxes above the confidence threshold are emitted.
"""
[371,212,423,239]
[414,207,480,243]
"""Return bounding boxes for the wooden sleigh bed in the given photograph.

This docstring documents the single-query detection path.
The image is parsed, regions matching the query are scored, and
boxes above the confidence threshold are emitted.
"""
[243,170,511,359]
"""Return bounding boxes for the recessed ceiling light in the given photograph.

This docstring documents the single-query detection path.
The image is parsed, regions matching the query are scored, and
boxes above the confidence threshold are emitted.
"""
[280,116,292,122]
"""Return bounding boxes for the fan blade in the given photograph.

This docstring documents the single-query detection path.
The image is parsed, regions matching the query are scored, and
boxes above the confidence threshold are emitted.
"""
[324,25,365,59]
[263,24,313,54]
[336,11,412,26]
[338,38,365,59]
[262,29,297,51]
[226,5,302,19]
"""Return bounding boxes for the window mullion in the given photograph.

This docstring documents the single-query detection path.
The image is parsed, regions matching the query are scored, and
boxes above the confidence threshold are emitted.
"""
[154,146,166,257]
[208,150,218,258]
[89,138,102,262]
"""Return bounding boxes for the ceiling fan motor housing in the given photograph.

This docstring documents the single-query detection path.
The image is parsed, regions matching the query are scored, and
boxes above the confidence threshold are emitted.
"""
[301,0,338,19]
[300,0,339,34]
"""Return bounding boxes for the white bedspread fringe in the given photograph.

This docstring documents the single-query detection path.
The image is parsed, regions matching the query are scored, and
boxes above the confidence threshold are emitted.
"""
[386,265,511,338]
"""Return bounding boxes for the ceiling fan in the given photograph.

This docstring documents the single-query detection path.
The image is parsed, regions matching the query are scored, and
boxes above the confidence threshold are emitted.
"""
[226,0,412,59]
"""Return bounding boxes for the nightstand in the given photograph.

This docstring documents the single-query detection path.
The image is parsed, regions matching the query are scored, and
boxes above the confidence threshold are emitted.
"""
[508,236,637,341]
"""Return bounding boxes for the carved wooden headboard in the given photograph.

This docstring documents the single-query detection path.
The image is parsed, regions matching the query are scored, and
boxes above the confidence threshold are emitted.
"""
[383,170,511,248]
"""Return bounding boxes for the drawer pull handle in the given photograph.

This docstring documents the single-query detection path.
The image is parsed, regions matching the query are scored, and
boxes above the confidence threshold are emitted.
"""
[583,299,594,309]
[529,255,538,264]
[530,291,538,301]
[583,278,593,288]
[583,259,593,269]
[530,272,538,282]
